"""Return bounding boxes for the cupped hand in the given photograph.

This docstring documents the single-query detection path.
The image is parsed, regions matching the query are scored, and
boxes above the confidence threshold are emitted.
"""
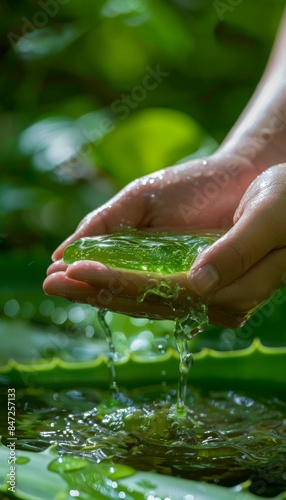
[50,151,256,261]
[189,163,286,324]
[43,152,260,327]
[45,258,243,327]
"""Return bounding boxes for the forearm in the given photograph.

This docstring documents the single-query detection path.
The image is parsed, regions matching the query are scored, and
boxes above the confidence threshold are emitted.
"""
[217,8,286,173]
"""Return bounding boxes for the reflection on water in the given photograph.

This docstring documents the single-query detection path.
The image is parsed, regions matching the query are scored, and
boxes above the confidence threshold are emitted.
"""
[1,385,285,497]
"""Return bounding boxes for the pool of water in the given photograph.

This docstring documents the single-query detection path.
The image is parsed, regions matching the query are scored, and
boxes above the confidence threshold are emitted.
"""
[1,385,285,497]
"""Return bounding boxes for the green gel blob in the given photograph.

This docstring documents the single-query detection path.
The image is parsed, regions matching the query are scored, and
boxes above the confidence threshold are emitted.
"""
[63,230,219,274]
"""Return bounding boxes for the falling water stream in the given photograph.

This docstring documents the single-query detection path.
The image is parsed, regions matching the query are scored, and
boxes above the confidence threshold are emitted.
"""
[97,309,119,397]
[97,299,209,412]
[174,302,208,412]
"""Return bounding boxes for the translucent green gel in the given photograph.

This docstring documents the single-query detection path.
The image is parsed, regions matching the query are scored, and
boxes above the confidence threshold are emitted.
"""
[64,230,219,411]
[63,230,218,274]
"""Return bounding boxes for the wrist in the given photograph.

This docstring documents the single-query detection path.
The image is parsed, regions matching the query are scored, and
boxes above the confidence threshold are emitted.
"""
[216,81,286,175]
[216,116,286,175]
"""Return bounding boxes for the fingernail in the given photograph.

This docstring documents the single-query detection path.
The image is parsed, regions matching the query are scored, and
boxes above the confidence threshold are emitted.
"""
[52,244,67,262]
[190,263,220,295]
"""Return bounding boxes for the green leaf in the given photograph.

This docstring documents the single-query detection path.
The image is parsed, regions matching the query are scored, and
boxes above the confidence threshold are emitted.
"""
[15,25,86,61]
[18,112,115,174]
[102,0,148,19]
[1,443,285,500]
[84,19,151,88]
[1,333,286,394]
[0,444,67,500]
[96,108,210,185]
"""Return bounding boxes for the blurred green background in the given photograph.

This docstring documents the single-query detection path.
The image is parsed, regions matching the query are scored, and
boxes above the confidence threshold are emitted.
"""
[0,0,285,369]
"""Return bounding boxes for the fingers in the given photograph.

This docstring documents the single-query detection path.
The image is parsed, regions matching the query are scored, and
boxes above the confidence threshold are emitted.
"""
[209,246,286,313]
[45,256,283,328]
[43,271,179,320]
[51,183,148,261]
[189,165,286,296]
[44,260,202,321]
[46,260,68,275]
[189,217,273,295]
[192,246,286,328]
[47,260,191,304]
[66,261,158,298]
[43,267,253,326]
[43,258,251,327]
[43,271,97,300]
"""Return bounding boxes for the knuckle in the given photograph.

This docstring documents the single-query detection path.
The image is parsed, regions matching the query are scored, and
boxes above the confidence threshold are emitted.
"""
[226,240,253,276]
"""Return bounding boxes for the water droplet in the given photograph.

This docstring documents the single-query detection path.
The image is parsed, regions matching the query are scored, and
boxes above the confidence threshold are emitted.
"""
[21,301,36,319]
[51,307,67,325]
[4,299,20,318]
[68,305,86,323]
[39,299,55,316]
[85,325,94,338]
[130,338,150,352]
[49,456,88,473]
[69,491,80,498]
[130,317,149,326]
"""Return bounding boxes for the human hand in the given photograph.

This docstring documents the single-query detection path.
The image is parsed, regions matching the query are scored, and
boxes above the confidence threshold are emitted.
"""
[189,163,286,326]
[44,151,259,327]
[44,163,286,327]
[51,151,257,260]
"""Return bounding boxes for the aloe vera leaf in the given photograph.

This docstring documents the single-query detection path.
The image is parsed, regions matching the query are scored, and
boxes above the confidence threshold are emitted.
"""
[1,443,285,500]
[1,340,286,393]
[0,444,67,500]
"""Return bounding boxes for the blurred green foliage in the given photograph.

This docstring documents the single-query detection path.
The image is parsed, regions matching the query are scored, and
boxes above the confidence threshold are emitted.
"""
[1,0,284,250]
[0,0,285,358]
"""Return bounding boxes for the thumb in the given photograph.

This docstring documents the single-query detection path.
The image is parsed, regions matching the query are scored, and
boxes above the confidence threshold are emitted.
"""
[189,188,281,296]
